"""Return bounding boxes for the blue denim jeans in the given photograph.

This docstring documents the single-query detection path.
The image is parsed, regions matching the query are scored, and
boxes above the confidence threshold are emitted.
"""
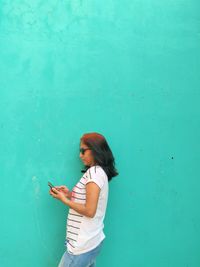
[58,241,103,267]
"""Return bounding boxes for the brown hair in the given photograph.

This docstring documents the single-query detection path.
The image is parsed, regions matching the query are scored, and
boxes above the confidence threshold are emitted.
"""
[80,132,118,181]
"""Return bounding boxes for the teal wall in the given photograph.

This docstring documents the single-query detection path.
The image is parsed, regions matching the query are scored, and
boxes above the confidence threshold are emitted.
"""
[0,1,200,266]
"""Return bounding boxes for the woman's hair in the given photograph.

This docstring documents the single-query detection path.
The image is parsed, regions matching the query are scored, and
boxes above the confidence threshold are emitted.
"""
[80,132,118,181]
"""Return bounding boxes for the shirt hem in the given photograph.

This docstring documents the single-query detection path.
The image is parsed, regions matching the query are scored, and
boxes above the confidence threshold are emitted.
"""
[66,236,105,255]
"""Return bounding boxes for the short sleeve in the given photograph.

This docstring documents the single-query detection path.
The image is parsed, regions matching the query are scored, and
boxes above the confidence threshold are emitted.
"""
[85,166,105,189]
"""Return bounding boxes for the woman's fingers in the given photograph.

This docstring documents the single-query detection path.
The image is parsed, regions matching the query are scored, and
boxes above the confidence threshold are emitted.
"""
[55,185,66,190]
[55,185,69,193]
[50,189,59,199]
[49,186,68,200]
[54,186,61,190]
[60,185,68,190]
[51,187,58,194]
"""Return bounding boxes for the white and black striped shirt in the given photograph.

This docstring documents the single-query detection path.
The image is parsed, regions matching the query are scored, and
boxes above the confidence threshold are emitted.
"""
[65,165,108,255]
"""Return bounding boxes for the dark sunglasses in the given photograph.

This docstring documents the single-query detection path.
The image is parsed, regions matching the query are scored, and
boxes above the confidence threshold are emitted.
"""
[80,148,91,155]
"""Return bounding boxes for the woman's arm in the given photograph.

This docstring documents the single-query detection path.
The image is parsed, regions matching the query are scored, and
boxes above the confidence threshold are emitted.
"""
[50,182,100,218]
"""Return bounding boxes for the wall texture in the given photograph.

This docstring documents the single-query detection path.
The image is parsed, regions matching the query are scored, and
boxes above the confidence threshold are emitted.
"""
[0,1,200,266]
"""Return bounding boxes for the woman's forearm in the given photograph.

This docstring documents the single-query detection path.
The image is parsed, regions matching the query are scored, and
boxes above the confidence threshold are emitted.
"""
[50,183,99,218]
[61,197,94,218]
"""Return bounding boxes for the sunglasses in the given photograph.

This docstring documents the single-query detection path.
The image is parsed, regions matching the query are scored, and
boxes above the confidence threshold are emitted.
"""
[80,148,91,155]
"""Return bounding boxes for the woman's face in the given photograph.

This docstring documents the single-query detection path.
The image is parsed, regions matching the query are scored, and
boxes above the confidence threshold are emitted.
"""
[79,141,95,167]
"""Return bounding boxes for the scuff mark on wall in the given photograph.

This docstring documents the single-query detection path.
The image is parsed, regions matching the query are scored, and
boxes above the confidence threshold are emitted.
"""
[32,175,40,199]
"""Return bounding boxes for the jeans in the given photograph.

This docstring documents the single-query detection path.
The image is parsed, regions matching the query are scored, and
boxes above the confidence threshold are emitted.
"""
[58,241,103,267]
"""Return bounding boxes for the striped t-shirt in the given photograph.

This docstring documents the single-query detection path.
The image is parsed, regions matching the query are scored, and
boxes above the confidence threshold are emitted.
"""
[65,165,108,255]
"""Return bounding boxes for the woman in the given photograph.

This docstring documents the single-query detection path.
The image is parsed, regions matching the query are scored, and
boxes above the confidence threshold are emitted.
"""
[49,132,118,267]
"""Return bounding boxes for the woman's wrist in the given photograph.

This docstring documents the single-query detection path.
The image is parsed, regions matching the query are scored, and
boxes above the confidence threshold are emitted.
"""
[61,195,70,205]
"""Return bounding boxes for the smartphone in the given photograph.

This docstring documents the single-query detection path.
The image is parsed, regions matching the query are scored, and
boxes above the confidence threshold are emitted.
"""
[48,181,55,189]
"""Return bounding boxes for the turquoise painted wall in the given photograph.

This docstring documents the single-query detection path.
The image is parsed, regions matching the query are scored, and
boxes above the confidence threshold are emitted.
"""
[0,1,200,266]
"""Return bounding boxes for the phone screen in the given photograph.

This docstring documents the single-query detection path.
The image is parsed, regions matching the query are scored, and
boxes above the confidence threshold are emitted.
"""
[48,181,55,189]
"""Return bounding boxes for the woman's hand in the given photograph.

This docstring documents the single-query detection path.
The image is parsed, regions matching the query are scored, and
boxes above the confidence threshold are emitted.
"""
[54,185,71,198]
[49,187,67,202]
